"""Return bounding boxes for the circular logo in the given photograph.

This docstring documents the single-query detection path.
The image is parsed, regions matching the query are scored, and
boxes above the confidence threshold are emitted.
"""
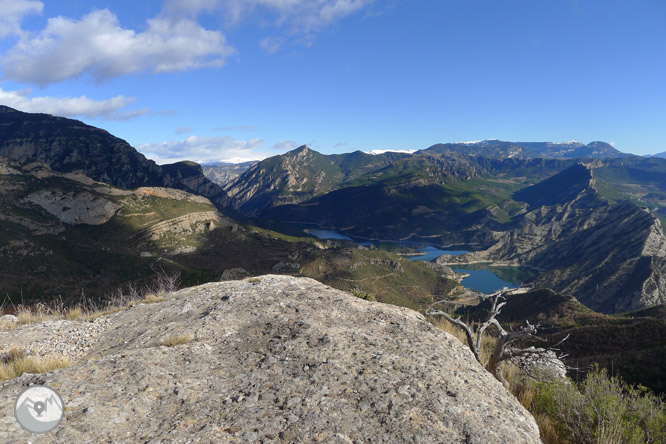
[14,385,64,434]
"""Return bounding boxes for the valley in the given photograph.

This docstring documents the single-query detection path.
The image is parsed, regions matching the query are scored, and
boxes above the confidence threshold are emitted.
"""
[302,226,529,294]
[1,105,666,438]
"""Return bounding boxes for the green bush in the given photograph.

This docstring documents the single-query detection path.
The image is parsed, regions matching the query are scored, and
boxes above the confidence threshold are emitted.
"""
[352,290,375,302]
[533,367,666,444]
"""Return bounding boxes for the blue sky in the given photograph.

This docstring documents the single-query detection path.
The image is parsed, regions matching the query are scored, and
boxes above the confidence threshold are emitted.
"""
[0,0,664,163]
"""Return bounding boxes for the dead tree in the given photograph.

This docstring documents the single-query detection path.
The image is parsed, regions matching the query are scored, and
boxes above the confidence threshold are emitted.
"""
[426,291,569,388]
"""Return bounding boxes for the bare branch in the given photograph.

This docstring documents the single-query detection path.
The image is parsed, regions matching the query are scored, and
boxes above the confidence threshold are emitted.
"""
[427,289,569,387]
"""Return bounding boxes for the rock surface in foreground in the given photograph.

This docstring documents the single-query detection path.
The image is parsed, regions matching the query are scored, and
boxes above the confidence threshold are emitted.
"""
[0,276,541,443]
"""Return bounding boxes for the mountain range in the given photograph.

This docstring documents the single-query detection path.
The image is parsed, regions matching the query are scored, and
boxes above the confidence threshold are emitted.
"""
[2,105,666,392]
[222,144,666,314]
[421,139,630,159]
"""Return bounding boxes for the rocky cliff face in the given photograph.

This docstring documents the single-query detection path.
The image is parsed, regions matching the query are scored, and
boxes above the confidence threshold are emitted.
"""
[0,106,163,189]
[0,276,542,443]
[0,106,230,210]
[161,160,230,208]
[439,164,666,313]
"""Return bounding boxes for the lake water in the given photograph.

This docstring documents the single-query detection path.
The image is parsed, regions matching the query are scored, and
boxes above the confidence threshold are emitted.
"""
[451,267,518,294]
[303,228,354,240]
[303,228,523,294]
[407,245,469,262]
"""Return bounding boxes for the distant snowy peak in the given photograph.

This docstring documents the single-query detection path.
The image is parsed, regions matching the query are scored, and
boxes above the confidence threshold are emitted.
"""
[456,140,487,145]
[366,149,417,155]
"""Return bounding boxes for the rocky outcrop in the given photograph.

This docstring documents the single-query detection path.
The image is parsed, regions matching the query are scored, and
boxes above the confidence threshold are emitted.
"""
[0,276,542,443]
[130,210,231,251]
[24,189,121,225]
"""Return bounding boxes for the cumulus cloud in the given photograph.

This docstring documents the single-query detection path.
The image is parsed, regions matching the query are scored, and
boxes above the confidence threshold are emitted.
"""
[0,87,161,120]
[0,0,43,38]
[138,135,271,164]
[1,8,235,85]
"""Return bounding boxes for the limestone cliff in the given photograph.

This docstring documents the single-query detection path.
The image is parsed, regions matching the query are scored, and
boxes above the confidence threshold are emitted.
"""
[0,276,542,443]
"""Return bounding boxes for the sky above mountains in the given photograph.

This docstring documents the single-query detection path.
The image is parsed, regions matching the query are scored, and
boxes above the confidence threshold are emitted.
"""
[0,0,664,163]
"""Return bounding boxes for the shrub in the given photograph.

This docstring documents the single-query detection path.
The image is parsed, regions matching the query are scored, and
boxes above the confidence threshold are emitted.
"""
[352,290,375,302]
[533,367,666,444]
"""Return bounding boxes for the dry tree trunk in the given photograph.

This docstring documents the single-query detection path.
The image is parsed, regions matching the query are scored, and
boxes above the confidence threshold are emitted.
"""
[426,291,568,388]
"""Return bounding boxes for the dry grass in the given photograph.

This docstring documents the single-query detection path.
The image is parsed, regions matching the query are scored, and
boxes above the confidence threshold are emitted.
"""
[82,306,125,321]
[65,307,84,320]
[533,413,566,444]
[431,317,496,366]
[0,347,71,381]
[433,315,666,444]
[142,293,165,304]
[431,317,468,344]
[162,334,194,347]
[16,308,45,325]
[3,271,181,325]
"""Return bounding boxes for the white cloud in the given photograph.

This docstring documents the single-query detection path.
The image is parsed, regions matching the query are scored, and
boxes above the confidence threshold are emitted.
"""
[233,0,376,32]
[2,8,235,85]
[0,0,42,38]
[259,36,285,53]
[272,140,299,151]
[138,135,271,164]
[176,126,193,134]
[0,87,159,120]
[174,0,375,33]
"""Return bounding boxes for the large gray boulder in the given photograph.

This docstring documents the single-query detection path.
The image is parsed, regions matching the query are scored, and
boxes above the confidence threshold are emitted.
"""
[0,275,542,443]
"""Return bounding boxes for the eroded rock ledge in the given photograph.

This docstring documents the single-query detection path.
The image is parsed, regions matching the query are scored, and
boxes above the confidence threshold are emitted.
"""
[0,276,541,443]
